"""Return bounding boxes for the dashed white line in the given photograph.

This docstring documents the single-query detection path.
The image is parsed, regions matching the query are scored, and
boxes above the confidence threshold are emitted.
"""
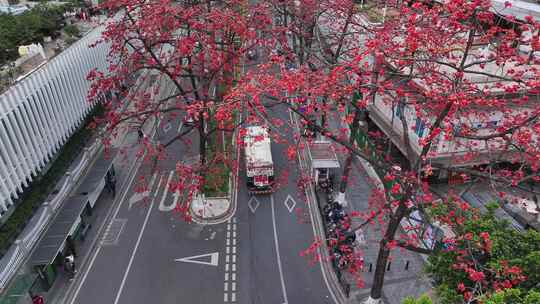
[224,217,238,302]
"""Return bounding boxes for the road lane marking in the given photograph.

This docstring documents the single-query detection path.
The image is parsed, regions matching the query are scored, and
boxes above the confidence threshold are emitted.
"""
[271,195,289,304]
[158,170,176,211]
[247,196,260,213]
[69,151,144,304]
[177,121,183,133]
[284,195,297,213]
[174,252,219,266]
[113,174,163,304]
[128,172,158,210]
[224,217,238,302]
[101,218,127,246]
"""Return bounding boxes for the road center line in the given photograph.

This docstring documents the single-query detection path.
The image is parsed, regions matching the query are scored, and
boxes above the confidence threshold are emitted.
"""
[271,195,289,304]
[113,174,163,304]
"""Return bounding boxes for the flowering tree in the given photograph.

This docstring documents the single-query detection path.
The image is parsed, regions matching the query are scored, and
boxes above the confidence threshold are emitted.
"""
[232,0,540,302]
[426,203,540,303]
[87,0,279,208]
[89,0,540,302]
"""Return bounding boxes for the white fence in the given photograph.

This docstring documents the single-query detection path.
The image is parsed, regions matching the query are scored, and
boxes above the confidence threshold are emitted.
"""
[0,24,109,213]
[0,140,101,291]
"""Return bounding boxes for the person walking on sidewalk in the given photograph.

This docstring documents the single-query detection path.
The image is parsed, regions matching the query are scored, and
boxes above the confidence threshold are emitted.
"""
[64,254,76,279]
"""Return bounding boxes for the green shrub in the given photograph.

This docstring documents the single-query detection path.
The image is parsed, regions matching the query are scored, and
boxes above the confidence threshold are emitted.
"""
[63,24,80,38]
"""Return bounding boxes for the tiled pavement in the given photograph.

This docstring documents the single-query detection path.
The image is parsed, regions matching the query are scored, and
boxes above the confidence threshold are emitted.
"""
[320,117,433,304]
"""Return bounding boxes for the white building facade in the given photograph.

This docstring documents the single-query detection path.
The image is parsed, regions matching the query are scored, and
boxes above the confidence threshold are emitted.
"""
[0,26,109,214]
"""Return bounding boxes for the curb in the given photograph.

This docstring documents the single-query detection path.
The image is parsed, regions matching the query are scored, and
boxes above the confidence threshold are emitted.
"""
[308,183,351,304]
[190,111,242,225]
[190,159,239,226]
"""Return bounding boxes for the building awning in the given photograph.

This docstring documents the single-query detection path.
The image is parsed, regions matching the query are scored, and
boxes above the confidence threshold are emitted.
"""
[29,195,88,266]
[29,153,115,267]
[308,141,340,169]
[77,155,115,195]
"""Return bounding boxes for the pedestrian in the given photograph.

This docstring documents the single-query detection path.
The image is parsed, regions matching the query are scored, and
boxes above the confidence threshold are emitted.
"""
[64,254,76,278]
[110,174,117,198]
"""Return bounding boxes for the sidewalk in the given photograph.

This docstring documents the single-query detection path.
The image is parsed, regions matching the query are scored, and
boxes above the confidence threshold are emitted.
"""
[316,117,432,304]
[43,131,142,304]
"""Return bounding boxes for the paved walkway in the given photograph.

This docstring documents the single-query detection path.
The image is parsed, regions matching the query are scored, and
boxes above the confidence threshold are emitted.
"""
[38,130,143,304]
[318,116,433,304]
[190,195,231,221]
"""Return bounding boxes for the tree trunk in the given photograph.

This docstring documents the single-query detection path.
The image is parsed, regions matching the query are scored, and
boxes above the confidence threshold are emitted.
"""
[199,113,207,166]
[336,106,363,205]
[369,202,409,302]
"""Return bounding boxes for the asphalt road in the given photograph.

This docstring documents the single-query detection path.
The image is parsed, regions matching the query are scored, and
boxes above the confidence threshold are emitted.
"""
[235,100,335,304]
[66,35,336,303]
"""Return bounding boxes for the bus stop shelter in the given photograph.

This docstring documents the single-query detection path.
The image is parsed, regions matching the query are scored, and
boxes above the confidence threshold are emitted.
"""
[28,155,114,290]
[307,141,340,184]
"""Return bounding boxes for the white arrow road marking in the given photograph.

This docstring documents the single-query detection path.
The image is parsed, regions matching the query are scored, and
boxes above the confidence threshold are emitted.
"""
[175,252,219,266]
[159,170,179,212]
[128,172,158,210]
[177,121,184,133]
[284,194,297,213]
[247,196,260,213]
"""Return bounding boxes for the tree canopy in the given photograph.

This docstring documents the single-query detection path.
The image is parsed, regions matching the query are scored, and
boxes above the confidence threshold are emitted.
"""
[0,4,67,66]
[426,204,540,303]
[88,0,540,302]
